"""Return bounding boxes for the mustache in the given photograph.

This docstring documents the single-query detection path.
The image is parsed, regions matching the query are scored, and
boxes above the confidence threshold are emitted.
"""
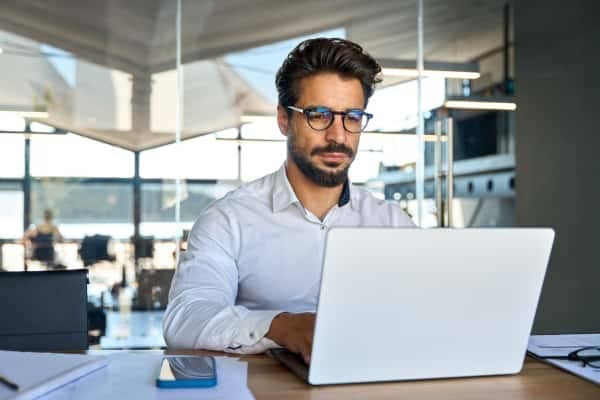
[311,144,354,158]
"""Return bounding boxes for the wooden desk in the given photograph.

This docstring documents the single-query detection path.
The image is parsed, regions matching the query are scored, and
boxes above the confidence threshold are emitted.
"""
[169,351,598,399]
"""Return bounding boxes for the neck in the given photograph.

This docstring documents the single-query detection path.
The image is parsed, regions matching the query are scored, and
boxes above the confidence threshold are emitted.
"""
[285,157,345,220]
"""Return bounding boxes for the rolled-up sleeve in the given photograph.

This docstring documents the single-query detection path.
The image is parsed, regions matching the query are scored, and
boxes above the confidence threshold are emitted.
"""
[163,204,283,354]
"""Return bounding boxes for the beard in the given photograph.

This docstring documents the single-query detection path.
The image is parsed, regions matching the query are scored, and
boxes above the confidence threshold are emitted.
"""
[287,132,355,187]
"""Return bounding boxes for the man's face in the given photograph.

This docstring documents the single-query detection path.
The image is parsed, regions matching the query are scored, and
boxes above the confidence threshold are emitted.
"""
[277,72,364,187]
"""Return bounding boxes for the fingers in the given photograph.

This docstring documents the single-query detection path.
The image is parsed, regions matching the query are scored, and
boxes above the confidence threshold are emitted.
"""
[269,312,316,364]
[302,334,312,364]
[302,349,311,364]
[304,316,314,364]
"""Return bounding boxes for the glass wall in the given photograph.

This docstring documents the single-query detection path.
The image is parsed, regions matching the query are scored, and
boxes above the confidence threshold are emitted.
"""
[0,0,512,348]
[0,1,514,244]
[419,0,515,228]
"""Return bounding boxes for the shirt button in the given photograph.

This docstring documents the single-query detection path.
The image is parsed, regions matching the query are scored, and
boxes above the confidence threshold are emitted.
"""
[249,332,255,339]
[321,225,325,230]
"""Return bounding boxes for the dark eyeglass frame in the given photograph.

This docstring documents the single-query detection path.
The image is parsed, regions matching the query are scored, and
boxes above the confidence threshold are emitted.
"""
[287,105,373,134]
[567,346,600,368]
[539,346,600,368]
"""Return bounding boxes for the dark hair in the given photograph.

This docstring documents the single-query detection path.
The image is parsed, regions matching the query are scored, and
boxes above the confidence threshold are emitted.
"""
[43,209,53,221]
[275,38,381,110]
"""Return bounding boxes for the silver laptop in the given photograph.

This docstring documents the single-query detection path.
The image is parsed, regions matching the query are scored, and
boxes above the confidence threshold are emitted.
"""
[268,228,554,385]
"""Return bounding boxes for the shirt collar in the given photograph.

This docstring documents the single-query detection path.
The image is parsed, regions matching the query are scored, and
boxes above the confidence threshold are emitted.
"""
[271,162,355,213]
[338,179,351,207]
[272,163,300,213]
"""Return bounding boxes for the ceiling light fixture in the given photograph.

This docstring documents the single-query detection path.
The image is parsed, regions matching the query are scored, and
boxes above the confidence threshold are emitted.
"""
[363,131,447,142]
[240,114,276,124]
[216,137,284,144]
[443,96,517,111]
[0,105,49,118]
[379,59,480,80]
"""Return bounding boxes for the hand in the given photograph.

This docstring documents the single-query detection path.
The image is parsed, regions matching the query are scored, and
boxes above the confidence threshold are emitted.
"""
[266,312,315,364]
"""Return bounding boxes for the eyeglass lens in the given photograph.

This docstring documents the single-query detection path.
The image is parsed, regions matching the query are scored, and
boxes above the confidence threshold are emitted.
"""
[305,108,368,133]
[575,347,600,367]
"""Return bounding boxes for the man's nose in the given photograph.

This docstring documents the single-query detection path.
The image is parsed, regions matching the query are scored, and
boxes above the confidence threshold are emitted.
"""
[324,114,346,144]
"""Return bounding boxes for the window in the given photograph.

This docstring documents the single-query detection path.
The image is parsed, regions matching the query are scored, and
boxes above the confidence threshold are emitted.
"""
[31,179,133,239]
[140,135,238,180]
[366,77,445,133]
[0,115,25,132]
[239,122,286,181]
[226,28,346,104]
[140,181,236,238]
[0,134,25,178]
[0,182,23,238]
[30,133,133,178]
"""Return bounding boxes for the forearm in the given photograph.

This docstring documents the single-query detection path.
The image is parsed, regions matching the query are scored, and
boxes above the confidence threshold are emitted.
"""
[163,291,283,353]
[163,206,287,353]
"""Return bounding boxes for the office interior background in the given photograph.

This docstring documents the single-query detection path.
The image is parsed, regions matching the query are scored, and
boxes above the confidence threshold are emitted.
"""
[0,0,598,349]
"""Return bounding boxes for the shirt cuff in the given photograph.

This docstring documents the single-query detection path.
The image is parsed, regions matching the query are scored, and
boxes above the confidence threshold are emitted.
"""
[227,309,283,353]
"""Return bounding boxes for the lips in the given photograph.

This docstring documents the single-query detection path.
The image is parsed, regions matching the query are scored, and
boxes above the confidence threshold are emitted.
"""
[318,152,347,163]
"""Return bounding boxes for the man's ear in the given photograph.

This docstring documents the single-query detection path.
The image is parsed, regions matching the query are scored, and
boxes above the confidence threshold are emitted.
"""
[277,105,289,137]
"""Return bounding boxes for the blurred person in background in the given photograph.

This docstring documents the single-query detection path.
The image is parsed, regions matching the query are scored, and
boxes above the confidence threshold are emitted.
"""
[24,209,64,268]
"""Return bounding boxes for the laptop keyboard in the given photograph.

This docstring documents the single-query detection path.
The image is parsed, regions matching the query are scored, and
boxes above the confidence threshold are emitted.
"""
[266,348,309,382]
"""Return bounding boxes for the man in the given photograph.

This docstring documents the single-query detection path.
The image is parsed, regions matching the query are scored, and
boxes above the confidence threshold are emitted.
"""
[163,38,414,363]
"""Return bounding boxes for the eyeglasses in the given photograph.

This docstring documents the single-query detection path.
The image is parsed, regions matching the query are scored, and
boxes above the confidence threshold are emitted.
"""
[541,346,600,368]
[287,105,373,134]
[568,347,600,368]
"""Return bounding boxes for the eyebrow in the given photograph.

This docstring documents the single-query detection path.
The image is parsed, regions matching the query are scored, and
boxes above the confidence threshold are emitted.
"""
[304,104,366,111]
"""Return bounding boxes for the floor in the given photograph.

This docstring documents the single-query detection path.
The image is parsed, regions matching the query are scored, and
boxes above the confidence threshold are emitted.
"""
[91,284,167,350]
[98,310,166,349]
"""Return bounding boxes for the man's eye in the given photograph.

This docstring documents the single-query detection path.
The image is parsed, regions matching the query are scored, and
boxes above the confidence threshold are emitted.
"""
[346,112,362,122]
[308,111,330,120]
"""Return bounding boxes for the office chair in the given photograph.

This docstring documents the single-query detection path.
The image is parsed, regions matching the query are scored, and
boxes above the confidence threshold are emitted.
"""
[133,268,175,310]
[133,235,154,260]
[79,235,116,267]
[0,269,89,351]
[129,235,175,310]
[132,235,155,281]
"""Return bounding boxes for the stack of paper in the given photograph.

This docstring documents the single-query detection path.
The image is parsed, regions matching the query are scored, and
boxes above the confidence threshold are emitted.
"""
[528,334,600,385]
[0,351,109,400]
[0,351,253,400]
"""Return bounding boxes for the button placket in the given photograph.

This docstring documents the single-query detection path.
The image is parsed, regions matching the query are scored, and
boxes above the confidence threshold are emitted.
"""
[321,206,338,231]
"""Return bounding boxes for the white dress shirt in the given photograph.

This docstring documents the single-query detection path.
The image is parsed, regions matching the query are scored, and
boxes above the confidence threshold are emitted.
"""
[163,163,415,354]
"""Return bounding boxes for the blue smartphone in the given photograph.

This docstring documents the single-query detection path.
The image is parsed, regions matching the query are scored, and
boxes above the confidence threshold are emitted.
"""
[156,356,217,388]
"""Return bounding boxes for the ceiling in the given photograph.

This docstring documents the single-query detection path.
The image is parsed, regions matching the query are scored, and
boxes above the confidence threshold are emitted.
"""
[0,0,508,151]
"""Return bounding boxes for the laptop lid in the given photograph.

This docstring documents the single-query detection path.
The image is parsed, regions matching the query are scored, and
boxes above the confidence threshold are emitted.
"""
[308,228,554,385]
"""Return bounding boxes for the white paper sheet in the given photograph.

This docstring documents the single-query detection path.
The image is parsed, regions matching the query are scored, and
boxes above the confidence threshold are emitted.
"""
[0,352,253,400]
[0,351,109,400]
[528,334,600,385]
[528,334,600,357]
